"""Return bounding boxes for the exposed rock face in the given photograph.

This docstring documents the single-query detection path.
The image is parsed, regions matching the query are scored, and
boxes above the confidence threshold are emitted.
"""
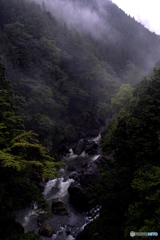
[38,224,54,237]
[68,182,89,209]
[80,163,100,186]
[85,141,98,154]
[81,161,88,168]
[52,198,69,215]
[68,162,101,209]
[69,171,79,181]
[73,138,98,155]
[94,155,106,166]
[73,138,85,155]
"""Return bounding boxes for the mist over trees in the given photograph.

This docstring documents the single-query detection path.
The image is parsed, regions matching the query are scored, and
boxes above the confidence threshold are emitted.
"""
[0,0,160,151]
[1,0,160,239]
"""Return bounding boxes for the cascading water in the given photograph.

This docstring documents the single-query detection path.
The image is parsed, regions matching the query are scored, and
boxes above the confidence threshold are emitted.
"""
[16,133,102,240]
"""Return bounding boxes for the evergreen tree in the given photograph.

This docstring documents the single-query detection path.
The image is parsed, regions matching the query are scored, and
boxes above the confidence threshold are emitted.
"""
[0,59,63,239]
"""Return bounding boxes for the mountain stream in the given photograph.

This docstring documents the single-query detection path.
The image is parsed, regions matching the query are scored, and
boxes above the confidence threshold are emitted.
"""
[16,134,101,240]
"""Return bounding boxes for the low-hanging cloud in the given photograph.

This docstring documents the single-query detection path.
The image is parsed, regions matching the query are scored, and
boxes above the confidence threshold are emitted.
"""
[35,0,120,41]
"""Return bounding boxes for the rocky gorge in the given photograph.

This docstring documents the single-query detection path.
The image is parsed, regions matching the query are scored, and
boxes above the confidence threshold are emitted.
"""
[16,123,112,240]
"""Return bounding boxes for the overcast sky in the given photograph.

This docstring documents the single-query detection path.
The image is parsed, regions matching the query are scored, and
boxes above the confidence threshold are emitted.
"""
[112,0,160,35]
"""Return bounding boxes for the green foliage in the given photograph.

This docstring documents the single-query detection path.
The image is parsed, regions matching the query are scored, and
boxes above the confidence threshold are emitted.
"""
[89,67,160,239]
[124,166,160,238]
[110,83,133,113]
[0,57,24,148]
[0,1,160,238]
[0,59,64,239]
[5,231,41,240]
[1,0,157,151]
[1,130,64,178]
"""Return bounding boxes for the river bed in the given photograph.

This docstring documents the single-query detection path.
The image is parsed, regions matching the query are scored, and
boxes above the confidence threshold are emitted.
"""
[16,133,101,240]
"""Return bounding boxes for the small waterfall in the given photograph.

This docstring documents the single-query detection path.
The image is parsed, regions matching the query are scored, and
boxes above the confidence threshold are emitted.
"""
[80,205,101,231]
[43,178,74,202]
[66,149,78,160]
[92,154,100,161]
[91,133,101,144]
[16,132,102,239]
[16,203,45,233]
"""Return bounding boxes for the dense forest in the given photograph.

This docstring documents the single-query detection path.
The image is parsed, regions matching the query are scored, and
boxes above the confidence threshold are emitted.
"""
[77,67,160,240]
[1,0,160,151]
[1,0,160,239]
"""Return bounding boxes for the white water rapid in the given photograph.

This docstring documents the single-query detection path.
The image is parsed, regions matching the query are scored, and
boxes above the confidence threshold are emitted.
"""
[16,133,102,240]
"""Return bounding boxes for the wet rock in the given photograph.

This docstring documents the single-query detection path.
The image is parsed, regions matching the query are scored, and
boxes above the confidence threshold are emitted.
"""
[67,165,76,171]
[85,141,98,154]
[52,198,69,215]
[73,139,85,155]
[80,163,100,186]
[68,182,89,209]
[66,228,71,235]
[95,155,114,170]
[38,224,54,237]
[69,172,79,181]
[81,161,88,168]
[94,156,106,166]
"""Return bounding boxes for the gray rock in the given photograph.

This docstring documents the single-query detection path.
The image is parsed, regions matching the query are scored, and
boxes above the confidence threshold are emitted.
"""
[69,172,79,181]
[80,163,100,186]
[68,182,89,209]
[52,198,69,215]
[81,161,88,168]
[85,141,98,154]
[94,156,106,166]
[73,139,85,155]
[38,224,54,237]
[67,165,76,171]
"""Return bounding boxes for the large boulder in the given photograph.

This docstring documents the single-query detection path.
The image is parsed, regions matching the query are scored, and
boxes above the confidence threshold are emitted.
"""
[69,171,79,181]
[38,224,54,237]
[68,182,89,209]
[73,138,85,155]
[52,198,69,215]
[80,163,100,186]
[85,141,98,154]
[94,155,106,167]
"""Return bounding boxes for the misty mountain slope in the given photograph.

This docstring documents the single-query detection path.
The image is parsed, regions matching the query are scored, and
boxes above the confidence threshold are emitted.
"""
[38,0,160,72]
[0,0,160,150]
